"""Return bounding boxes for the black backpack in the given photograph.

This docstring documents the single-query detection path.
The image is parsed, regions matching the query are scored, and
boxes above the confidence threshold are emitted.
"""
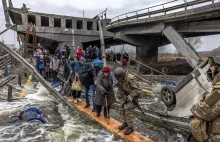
[79,69,89,87]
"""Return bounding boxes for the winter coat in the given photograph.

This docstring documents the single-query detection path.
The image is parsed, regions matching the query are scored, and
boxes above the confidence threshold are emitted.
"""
[44,55,51,72]
[79,67,96,87]
[190,73,220,140]
[88,48,93,58]
[50,58,60,71]
[76,50,83,60]
[54,49,61,60]
[92,48,97,59]
[63,61,70,79]
[96,48,100,57]
[38,55,44,69]
[117,70,142,109]
[74,61,84,73]
[93,59,103,67]
[93,59,103,74]
[94,72,116,106]
[122,59,127,67]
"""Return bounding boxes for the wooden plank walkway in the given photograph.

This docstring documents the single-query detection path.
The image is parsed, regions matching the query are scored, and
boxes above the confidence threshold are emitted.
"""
[68,97,154,142]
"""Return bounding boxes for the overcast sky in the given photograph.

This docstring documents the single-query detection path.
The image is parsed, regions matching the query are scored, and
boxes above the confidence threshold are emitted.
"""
[0,0,220,52]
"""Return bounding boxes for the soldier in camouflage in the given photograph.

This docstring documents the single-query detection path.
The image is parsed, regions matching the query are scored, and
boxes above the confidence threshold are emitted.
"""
[191,47,220,142]
[114,67,142,135]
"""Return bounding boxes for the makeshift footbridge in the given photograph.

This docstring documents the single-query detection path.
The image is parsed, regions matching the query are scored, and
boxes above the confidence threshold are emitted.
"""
[0,42,155,141]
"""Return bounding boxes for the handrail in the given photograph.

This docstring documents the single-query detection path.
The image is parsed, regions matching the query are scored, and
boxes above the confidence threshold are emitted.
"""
[93,8,108,19]
[111,0,178,20]
[0,52,19,70]
[0,41,80,120]
[109,0,214,26]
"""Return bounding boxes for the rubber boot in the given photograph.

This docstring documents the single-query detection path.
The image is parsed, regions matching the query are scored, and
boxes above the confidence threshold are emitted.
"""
[96,112,100,117]
[92,105,96,112]
[124,126,134,135]
[118,122,128,130]
[84,104,90,108]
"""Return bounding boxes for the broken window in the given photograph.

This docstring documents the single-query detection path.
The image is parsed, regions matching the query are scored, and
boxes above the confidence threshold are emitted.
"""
[54,18,61,28]
[41,16,49,27]
[77,20,83,29]
[66,19,72,28]
[87,21,93,30]
[28,15,36,25]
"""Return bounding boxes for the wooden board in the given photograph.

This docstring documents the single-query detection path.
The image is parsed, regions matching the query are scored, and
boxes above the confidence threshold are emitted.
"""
[68,97,154,142]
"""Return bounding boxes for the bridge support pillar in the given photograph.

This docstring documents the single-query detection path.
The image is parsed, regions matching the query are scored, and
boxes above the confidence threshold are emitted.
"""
[136,45,158,73]
[136,45,158,63]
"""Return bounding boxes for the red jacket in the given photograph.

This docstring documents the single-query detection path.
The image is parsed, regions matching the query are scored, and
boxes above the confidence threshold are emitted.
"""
[122,59,127,67]
[76,50,83,60]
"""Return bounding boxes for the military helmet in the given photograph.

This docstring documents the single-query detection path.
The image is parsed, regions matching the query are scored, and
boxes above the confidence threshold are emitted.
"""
[208,46,220,64]
[114,67,125,80]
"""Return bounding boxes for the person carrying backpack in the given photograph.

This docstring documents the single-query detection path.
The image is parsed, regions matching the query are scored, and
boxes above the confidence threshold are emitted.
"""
[93,56,103,75]
[79,63,97,112]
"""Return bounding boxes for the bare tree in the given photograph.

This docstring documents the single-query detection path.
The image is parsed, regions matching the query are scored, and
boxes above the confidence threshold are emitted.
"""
[185,37,202,50]
[175,37,202,54]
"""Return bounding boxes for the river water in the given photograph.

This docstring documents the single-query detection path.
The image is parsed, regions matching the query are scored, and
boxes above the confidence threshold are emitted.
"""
[0,77,189,142]
[0,81,118,142]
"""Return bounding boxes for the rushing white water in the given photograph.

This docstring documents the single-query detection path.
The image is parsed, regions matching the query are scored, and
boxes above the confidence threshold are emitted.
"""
[0,77,190,142]
[0,83,117,142]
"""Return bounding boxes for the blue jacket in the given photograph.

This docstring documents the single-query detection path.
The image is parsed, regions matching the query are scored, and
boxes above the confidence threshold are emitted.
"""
[74,61,84,73]
[93,59,103,67]
[67,62,75,72]
[96,48,100,56]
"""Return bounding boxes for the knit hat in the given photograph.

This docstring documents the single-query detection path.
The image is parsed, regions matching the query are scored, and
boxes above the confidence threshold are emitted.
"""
[102,66,110,73]
[85,63,92,70]
[79,57,86,62]
[69,56,75,61]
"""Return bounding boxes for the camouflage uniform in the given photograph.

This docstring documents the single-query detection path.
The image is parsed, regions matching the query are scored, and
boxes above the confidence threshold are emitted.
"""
[191,72,220,142]
[117,70,142,127]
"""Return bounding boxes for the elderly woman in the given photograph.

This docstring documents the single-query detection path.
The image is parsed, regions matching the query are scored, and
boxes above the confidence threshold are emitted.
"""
[94,66,116,118]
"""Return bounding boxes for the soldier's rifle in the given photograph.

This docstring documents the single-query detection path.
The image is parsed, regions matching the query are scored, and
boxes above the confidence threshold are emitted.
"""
[117,83,146,116]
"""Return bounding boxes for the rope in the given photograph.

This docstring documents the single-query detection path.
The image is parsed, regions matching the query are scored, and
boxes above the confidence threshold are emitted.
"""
[115,60,156,85]
[123,54,168,75]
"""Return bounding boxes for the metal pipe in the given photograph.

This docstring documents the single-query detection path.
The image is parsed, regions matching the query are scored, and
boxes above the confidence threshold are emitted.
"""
[0,24,16,35]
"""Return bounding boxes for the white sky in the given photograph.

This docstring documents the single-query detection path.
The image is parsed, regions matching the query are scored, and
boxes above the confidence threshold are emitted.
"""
[0,0,220,52]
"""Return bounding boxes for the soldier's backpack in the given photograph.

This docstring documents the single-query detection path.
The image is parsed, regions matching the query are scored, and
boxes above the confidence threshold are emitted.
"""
[190,117,208,142]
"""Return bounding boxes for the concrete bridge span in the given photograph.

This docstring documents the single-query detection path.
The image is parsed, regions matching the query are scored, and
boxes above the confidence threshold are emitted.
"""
[102,0,220,69]
[2,0,220,69]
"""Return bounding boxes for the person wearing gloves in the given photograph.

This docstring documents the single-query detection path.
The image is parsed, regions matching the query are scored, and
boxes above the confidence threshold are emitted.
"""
[94,66,116,118]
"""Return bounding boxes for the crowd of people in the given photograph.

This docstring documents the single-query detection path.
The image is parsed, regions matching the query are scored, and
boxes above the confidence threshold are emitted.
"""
[63,56,139,135]
[33,44,102,82]
[106,51,129,68]
[32,43,220,140]
[33,43,140,135]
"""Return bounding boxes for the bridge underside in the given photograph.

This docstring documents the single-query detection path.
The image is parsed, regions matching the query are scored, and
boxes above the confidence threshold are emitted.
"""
[106,19,220,70]
[104,1,220,69]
